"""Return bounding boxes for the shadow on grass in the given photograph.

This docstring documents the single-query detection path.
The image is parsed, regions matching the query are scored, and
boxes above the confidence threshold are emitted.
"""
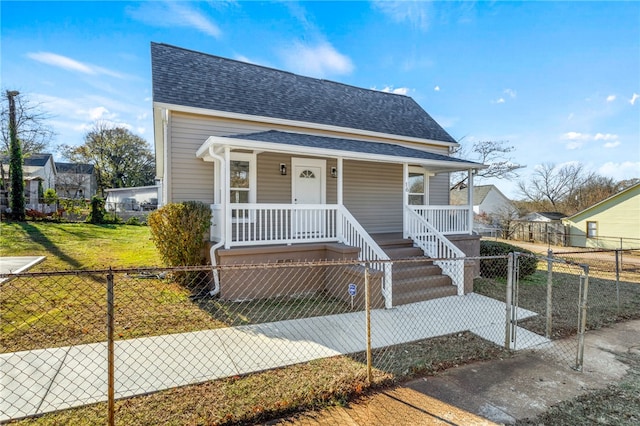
[17,221,83,269]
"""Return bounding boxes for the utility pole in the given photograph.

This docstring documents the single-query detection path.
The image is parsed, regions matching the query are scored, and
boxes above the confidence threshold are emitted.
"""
[7,90,25,221]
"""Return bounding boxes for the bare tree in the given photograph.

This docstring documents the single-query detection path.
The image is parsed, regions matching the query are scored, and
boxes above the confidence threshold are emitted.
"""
[517,163,620,215]
[0,91,55,156]
[450,140,525,189]
[518,163,584,209]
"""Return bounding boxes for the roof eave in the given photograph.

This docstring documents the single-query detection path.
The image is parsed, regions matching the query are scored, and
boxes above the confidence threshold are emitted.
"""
[154,101,460,149]
[197,135,482,173]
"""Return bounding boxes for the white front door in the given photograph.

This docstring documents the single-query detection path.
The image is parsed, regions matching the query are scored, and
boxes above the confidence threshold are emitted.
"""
[292,158,326,235]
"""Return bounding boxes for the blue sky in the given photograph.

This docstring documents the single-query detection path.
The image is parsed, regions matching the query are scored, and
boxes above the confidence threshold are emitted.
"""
[2,1,639,198]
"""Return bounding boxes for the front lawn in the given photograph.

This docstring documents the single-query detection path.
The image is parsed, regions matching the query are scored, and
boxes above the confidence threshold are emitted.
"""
[0,221,161,270]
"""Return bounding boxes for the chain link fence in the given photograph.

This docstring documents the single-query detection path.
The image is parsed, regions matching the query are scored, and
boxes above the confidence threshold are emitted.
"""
[2,253,638,424]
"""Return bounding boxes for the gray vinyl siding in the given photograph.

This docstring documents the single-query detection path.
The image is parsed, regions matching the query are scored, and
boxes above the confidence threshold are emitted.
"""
[169,112,272,203]
[343,160,403,234]
[429,172,450,205]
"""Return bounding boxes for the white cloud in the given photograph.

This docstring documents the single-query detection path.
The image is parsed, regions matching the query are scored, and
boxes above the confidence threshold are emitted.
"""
[127,1,221,38]
[378,86,409,95]
[562,131,621,149]
[566,141,584,150]
[562,132,590,141]
[606,94,616,102]
[280,41,353,78]
[495,98,505,104]
[434,85,440,92]
[630,93,640,105]
[27,52,126,78]
[593,133,618,141]
[373,0,432,31]
[504,88,517,98]
[598,161,640,181]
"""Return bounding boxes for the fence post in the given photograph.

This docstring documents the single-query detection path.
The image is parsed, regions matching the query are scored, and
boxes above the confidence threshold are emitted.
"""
[505,253,514,350]
[365,264,373,384]
[546,249,553,339]
[575,265,589,372]
[107,269,115,426]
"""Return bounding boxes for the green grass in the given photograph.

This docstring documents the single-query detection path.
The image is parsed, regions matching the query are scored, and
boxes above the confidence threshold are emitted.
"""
[0,221,161,270]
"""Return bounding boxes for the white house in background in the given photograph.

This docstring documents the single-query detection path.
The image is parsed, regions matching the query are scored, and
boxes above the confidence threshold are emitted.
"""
[450,184,514,217]
[55,162,97,199]
[22,153,56,210]
[105,185,159,212]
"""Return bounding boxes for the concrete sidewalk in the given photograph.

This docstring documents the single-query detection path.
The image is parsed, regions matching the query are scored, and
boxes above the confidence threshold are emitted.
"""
[277,319,640,425]
[0,256,45,283]
[1,293,546,422]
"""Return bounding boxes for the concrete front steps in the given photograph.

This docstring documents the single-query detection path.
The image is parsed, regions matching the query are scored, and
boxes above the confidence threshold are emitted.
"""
[374,234,457,306]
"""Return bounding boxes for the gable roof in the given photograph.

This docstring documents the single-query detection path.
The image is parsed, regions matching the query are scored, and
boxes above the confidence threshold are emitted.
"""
[151,42,457,144]
[565,182,640,221]
[56,162,95,174]
[21,153,54,167]
[450,184,505,205]
[198,130,480,172]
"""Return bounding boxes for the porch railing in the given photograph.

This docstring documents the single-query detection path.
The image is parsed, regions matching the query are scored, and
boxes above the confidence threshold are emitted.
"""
[405,206,465,295]
[211,203,393,308]
[408,205,471,234]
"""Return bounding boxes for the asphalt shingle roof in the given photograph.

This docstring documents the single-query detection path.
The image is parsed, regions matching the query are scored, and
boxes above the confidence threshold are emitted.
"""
[151,42,457,144]
[222,131,477,165]
[56,162,95,174]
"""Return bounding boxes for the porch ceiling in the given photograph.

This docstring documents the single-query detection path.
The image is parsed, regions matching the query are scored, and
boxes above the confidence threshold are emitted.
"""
[197,130,485,173]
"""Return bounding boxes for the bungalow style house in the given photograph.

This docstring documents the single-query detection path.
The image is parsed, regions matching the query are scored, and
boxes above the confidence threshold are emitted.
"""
[151,43,484,309]
[55,162,97,199]
[450,184,515,236]
[1,153,57,212]
[563,182,640,249]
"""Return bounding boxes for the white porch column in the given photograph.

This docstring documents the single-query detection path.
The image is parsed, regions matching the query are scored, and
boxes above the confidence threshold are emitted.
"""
[336,157,344,242]
[224,146,231,249]
[403,163,409,239]
[467,168,474,235]
[336,157,343,205]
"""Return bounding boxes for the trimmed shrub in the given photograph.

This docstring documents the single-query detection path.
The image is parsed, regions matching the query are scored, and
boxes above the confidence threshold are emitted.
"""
[479,240,538,279]
[148,201,212,267]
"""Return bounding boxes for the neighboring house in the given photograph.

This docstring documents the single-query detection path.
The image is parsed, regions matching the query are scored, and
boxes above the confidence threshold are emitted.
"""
[450,184,515,236]
[563,183,640,249]
[513,212,567,246]
[55,162,97,199]
[1,153,57,211]
[151,42,485,308]
[105,185,159,212]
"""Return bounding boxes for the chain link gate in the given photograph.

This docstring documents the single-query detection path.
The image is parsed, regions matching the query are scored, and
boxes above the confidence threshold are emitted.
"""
[504,252,589,371]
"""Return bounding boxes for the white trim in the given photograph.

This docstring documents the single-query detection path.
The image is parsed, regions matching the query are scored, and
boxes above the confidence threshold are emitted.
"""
[197,135,482,173]
[408,165,428,206]
[155,101,459,149]
[291,157,326,205]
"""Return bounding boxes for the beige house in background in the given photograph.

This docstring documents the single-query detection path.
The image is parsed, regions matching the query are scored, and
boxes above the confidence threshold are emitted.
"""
[563,182,640,249]
[151,43,485,308]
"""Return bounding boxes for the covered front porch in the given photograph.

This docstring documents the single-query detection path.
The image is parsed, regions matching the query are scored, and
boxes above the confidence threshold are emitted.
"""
[196,130,483,308]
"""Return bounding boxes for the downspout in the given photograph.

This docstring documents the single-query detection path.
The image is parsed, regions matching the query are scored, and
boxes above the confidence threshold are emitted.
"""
[207,146,226,296]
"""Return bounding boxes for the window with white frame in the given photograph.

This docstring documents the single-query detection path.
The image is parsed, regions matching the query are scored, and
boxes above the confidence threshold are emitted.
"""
[408,168,428,205]
[586,221,597,238]
[229,153,256,220]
